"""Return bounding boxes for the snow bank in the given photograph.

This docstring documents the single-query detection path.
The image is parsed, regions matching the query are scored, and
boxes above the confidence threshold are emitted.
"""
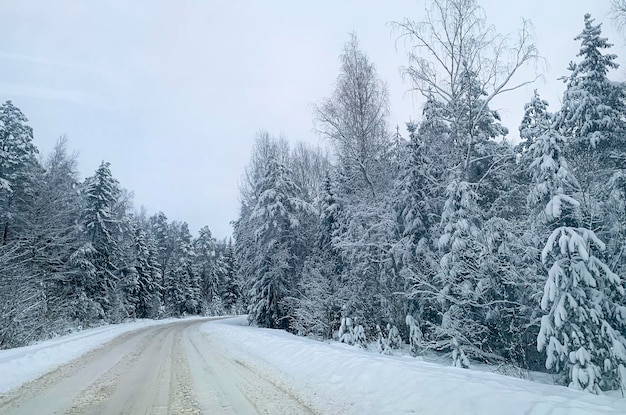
[203,317,626,415]
[0,317,199,393]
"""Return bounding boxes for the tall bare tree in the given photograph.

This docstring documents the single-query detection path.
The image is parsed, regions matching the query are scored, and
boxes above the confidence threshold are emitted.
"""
[612,0,626,32]
[315,33,391,199]
[393,0,539,176]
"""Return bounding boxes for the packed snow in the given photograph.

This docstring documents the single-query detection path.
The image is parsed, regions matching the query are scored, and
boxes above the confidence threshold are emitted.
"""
[2,315,625,414]
[0,317,203,393]
[203,317,626,415]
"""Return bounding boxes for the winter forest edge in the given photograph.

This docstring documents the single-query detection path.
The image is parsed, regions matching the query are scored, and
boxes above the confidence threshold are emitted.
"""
[3,0,626,397]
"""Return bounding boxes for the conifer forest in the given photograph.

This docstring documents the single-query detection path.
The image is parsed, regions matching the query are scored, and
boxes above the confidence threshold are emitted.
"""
[3,0,626,396]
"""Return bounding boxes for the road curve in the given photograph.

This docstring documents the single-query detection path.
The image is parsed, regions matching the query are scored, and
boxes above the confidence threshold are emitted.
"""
[0,318,317,415]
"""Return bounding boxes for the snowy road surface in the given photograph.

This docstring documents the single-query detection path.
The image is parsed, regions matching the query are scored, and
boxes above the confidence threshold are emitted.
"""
[0,318,315,415]
[1,316,626,414]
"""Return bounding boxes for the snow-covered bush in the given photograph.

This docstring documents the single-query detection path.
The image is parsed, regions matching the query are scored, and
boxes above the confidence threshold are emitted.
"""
[338,317,355,345]
[406,315,423,356]
[353,324,367,348]
[451,337,470,369]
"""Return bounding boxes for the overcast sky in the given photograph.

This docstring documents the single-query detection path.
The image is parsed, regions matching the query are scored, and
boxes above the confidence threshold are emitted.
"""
[0,0,620,239]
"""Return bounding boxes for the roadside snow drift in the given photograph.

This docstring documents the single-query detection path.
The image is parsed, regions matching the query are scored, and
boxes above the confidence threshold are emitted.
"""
[202,317,626,415]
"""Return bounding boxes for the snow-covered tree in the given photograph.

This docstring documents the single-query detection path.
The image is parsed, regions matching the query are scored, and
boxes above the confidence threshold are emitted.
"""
[165,222,200,316]
[531,101,626,393]
[28,138,86,332]
[0,100,39,245]
[193,226,224,312]
[81,161,123,320]
[131,225,162,318]
[436,179,484,365]
[315,33,391,199]
[150,211,174,296]
[557,14,626,154]
[220,238,241,313]
[246,154,309,329]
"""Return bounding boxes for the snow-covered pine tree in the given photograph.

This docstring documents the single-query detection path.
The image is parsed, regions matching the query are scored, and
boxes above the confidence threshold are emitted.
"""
[246,153,309,329]
[0,107,44,345]
[34,138,89,332]
[436,179,484,367]
[530,102,626,393]
[132,225,162,318]
[221,238,241,313]
[519,91,551,156]
[557,14,626,155]
[150,211,174,299]
[292,173,343,338]
[555,14,626,254]
[193,226,224,313]
[405,314,424,356]
[396,118,446,347]
[0,100,39,246]
[558,21,626,360]
[81,161,123,321]
[169,222,200,316]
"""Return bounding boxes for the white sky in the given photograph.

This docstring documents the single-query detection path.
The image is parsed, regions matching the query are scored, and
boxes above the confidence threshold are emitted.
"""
[0,0,620,239]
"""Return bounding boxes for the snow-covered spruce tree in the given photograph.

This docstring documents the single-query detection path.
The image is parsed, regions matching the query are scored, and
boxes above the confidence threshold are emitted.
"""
[436,179,483,367]
[150,211,175,299]
[405,314,424,356]
[519,91,551,156]
[131,225,162,318]
[291,174,343,338]
[32,138,88,332]
[557,14,626,158]
[423,70,513,366]
[81,161,123,321]
[556,15,626,251]
[166,222,201,316]
[0,100,39,245]
[0,101,42,346]
[292,255,337,338]
[396,117,448,349]
[530,106,626,393]
[234,134,287,313]
[394,0,542,364]
[558,16,626,308]
[477,91,556,370]
[220,238,241,313]
[193,226,219,311]
[246,153,310,329]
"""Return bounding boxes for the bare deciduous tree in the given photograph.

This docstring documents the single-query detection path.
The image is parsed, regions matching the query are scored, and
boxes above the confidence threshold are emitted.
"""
[393,0,539,114]
[612,0,626,32]
[315,33,391,199]
[392,0,540,177]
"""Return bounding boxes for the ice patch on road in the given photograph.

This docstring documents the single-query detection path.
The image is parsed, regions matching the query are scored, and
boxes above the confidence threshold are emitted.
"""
[202,317,626,415]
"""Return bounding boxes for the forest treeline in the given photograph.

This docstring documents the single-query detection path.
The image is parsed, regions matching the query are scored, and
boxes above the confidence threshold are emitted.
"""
[0,114,243,349]
[234,1,626,395]
[3,0,626,397]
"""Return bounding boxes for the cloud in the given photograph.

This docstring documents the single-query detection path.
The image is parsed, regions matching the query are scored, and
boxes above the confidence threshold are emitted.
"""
[0,52,76,69]
[0,82,98,108]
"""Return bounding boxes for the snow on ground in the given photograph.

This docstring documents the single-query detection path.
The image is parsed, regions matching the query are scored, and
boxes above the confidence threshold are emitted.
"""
[202,317,626,415]
[2,315,625,414]
[0,316,203,393]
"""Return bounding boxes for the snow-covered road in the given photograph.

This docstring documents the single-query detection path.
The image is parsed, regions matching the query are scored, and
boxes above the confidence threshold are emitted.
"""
[0,318,315,414]
[1,316,625,414]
